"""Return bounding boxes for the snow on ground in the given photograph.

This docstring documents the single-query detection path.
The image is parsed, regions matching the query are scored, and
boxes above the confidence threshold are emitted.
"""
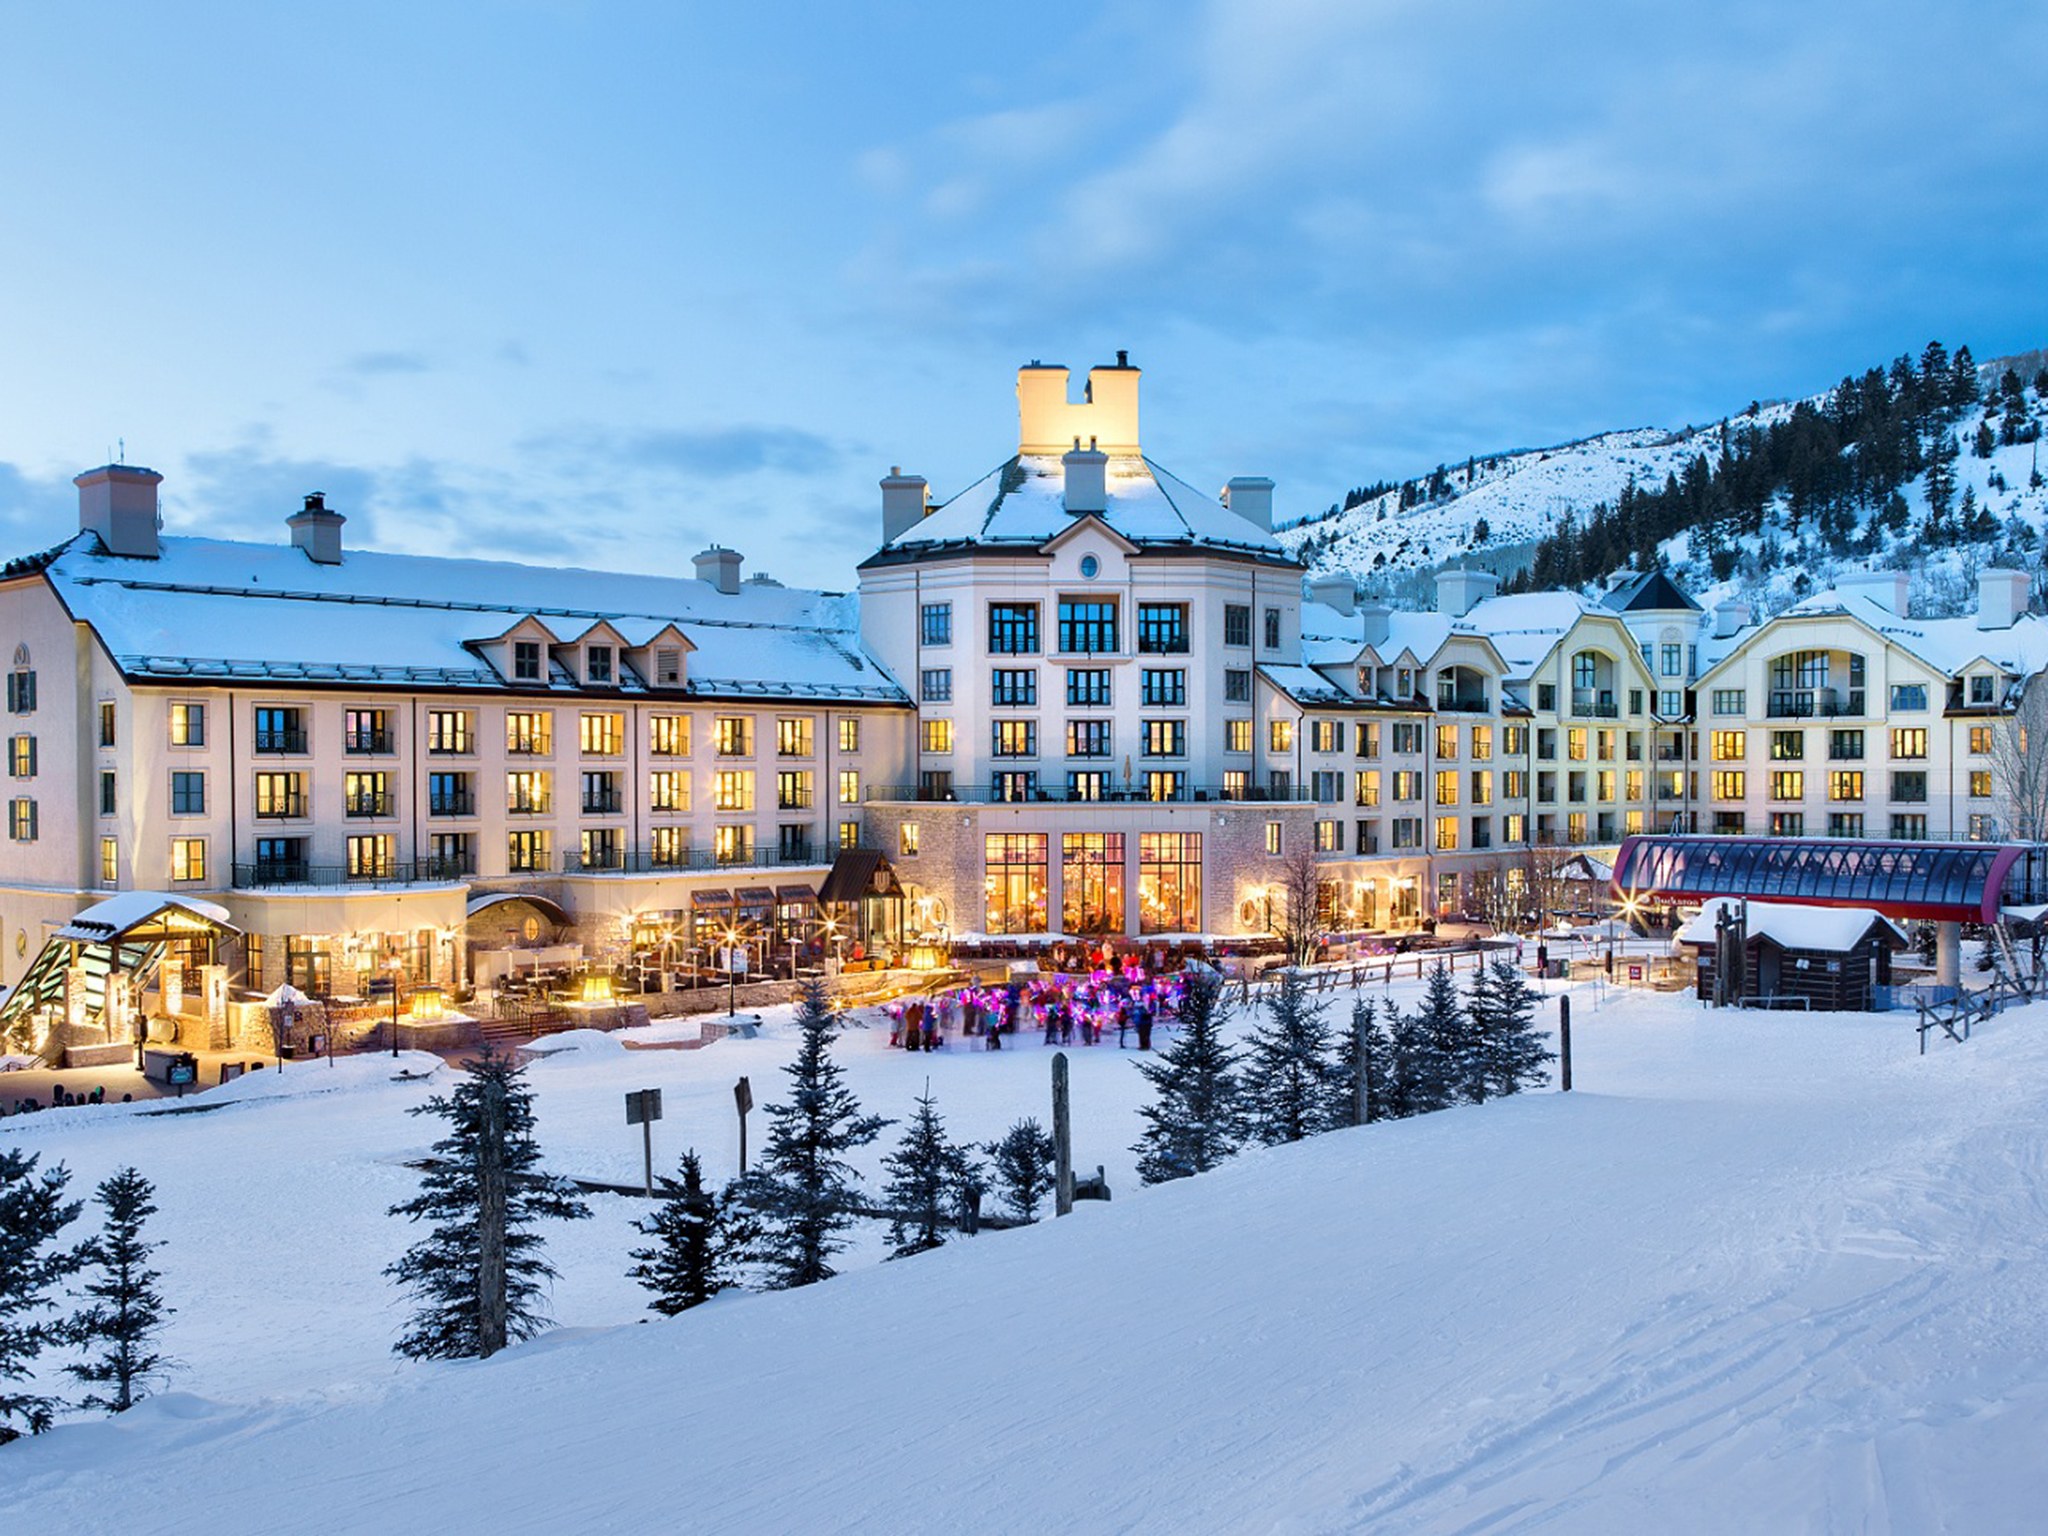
[11,971,2048,1531]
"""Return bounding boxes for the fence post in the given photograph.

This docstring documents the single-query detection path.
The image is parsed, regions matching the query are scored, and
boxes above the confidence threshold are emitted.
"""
[1052,1051,1074,1217]
[1558,995,1572,1092]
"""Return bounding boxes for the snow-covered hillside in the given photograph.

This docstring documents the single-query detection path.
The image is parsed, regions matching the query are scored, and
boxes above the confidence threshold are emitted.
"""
[1282,351,2048,619]
[13,976,2048,1531]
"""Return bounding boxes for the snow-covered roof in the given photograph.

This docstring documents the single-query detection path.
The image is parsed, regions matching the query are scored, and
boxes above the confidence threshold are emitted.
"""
[54,891,237,941]
[1257,663,1356,707]
[1675,898,1906,952]
[1779,589,2048,679]
[877,455,1285,558]
[1459,592,1602,676]
[42,533,908,704]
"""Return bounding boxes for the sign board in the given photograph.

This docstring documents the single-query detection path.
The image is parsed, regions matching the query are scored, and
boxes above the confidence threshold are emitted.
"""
[731,947,749,975]
[624,1088,664,1126]
[1628,964,1644,982]
[166,1058,198,1086]
[733,1076,754,1115]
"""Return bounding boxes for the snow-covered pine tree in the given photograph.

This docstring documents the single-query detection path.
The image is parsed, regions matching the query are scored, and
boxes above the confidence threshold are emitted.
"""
[1462,963,1501,1104]
[1477,959,1555,1098]
[628,1150,725,1316]
[1242,966,1340,1145]
[881,1084,969,1258]
[989,1119,1057,1220]
[1330,994,1394,1126]
[66,1167,174,1414]
[1407,962,1471,1113]
[728,979,890,1288]
[1132,969,1242,1182]
[386,1045,591,1360]
[0,1149,82,1442]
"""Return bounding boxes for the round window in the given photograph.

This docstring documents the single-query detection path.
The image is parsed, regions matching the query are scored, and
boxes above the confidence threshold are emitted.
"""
[1079,555,1100,579]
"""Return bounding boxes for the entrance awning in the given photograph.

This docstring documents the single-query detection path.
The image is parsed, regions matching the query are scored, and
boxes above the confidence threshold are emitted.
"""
[690,889,734,907]
[819,849,905,904]
[54,892,239,944]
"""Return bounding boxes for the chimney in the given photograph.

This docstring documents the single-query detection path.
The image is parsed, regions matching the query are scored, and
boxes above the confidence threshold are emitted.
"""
[1837,569,1909,616]
[1434,567,1500,618]
[1976,567,2030,630]
[1711,599,1752,639]
[1306,574,1356,616]
[287,491,346,565]
[881,466,930,544]
[693,545,743,595]
[1062,440,1108,515]
[74,464,163,559]
[1357,600,1392,649]
[1223,476,1274,532]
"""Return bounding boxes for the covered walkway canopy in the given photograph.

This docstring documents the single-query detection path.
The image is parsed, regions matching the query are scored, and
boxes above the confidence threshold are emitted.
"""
[1612,836,2048,924]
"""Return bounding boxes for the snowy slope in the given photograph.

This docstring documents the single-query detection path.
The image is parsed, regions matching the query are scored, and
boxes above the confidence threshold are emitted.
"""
[1282,354,2048,619]
[12,979,2048,1531]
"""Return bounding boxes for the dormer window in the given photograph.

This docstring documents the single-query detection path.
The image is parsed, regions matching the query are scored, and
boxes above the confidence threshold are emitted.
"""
[513,641,542,681]
[655,647,682,687]
[1970,674,1995,705]
[587,645,613,685]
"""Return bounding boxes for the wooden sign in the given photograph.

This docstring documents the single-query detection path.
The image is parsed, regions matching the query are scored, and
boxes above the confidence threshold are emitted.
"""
[733,1076,753,1115]
[625,1087,663,1125]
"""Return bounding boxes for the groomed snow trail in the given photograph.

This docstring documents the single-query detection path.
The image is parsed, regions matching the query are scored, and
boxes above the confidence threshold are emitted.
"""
[11,993,2048,1532]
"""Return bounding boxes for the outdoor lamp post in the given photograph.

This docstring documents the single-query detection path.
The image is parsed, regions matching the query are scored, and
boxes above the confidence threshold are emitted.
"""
[723,924,741,1017]
[387,955,403,1058]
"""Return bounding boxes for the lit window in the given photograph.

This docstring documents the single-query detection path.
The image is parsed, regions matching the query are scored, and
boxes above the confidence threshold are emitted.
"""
[169,702,205,746]
[171,837,205,881]
[899,822,920,857]
[1264,821,1283,856]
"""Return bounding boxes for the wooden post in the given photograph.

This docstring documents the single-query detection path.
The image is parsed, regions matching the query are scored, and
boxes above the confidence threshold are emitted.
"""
[1052,1051,1074,1217]
[477,1076,508,1358]
[641,1112,654,1199]
[1558,995,1572,1092]
[1352,1007,1370,1127]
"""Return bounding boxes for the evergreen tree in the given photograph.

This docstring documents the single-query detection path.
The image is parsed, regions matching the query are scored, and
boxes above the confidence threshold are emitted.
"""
[1948,345,1979,409]
[728,980,889,1288]
[1380,1000,1431,1119]
[1241,967,1340,1145]
[386,1046,590,1360]
[628,1150,725,1316]
[1974,420,1997,458]
[1473,960,1555,1098]
[66,1167,174,1414]
[0,1150,82,1441]
[1462,964,1502,1104]
[1330,995,1395,1125]
[989,1119,1057,1221]
[1132,970,1242,1182]
[880,1085,969,1258]
[1923,431,1957,526]
[1407,962,1471,1112]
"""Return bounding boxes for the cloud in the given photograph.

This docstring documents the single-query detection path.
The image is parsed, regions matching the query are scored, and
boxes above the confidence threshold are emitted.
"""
[0,461,82,553]
[525,424,841,480]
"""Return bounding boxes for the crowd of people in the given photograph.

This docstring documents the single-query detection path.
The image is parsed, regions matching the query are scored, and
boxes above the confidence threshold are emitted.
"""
[2,1082,130,1117]
[884,953,1191,1054]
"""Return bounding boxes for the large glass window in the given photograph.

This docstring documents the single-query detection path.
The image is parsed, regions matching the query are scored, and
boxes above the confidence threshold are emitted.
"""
[428,710,473,754]
[1062,832,1125,935]
[1138,831,1201,934]
[989,603,1041,655]
[1057,600,1117,654]
[991,670,1037,706]
[1067,720,1112,758]
[1141,720,1185,757]
[984,833,1049,934]
[1136,604,1188,654]
[1067,668,1112,707]
[1140,669,1186,707]
[921,603,952,646]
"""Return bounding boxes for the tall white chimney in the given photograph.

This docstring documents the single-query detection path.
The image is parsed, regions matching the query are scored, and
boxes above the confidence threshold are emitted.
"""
[287,491,346,565]
[1837,569,1909,616]
[1357,600,1392,649]
[1223,476,1274,532]
[693,546,743,595]
[880,467,930,544]
[75,464,163,559]
[1434,567,1500,618]
[1307,575,1356,615]
[1712,599,1752,639]
[1062,440,1108,515]
[1976,567,2029,630]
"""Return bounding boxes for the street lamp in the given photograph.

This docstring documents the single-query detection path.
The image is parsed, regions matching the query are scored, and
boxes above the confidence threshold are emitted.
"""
[722,923,743,1017]
[387,955,403,1058]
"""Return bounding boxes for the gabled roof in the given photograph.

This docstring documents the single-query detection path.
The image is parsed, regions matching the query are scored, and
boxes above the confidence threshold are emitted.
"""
[1038,513,1140,557]
[1701,589,2048,686]
[1601,569,1701,614]
[1675,898,1905,952]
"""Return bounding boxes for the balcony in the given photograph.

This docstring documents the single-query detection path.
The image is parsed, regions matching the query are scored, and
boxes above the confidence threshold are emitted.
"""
[1571,691,1619,719]
[559,845,832,874]
[507,800,554,816]
[1435,696,1490,714]
[428,793,475,817]
[232,855,477,889]
[1767,690,1865,719]
[253,730,307,755]
[343,793,394,818]
[254,797,308,820]
[581,791,624,814]
[343,731,394,755]
[865,781,1316,805]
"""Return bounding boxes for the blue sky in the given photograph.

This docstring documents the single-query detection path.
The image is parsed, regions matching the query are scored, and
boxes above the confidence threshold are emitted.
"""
[2,0,2043,589]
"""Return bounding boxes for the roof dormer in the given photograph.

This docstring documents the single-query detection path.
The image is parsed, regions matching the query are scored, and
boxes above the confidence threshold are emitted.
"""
[471,615,563,687]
